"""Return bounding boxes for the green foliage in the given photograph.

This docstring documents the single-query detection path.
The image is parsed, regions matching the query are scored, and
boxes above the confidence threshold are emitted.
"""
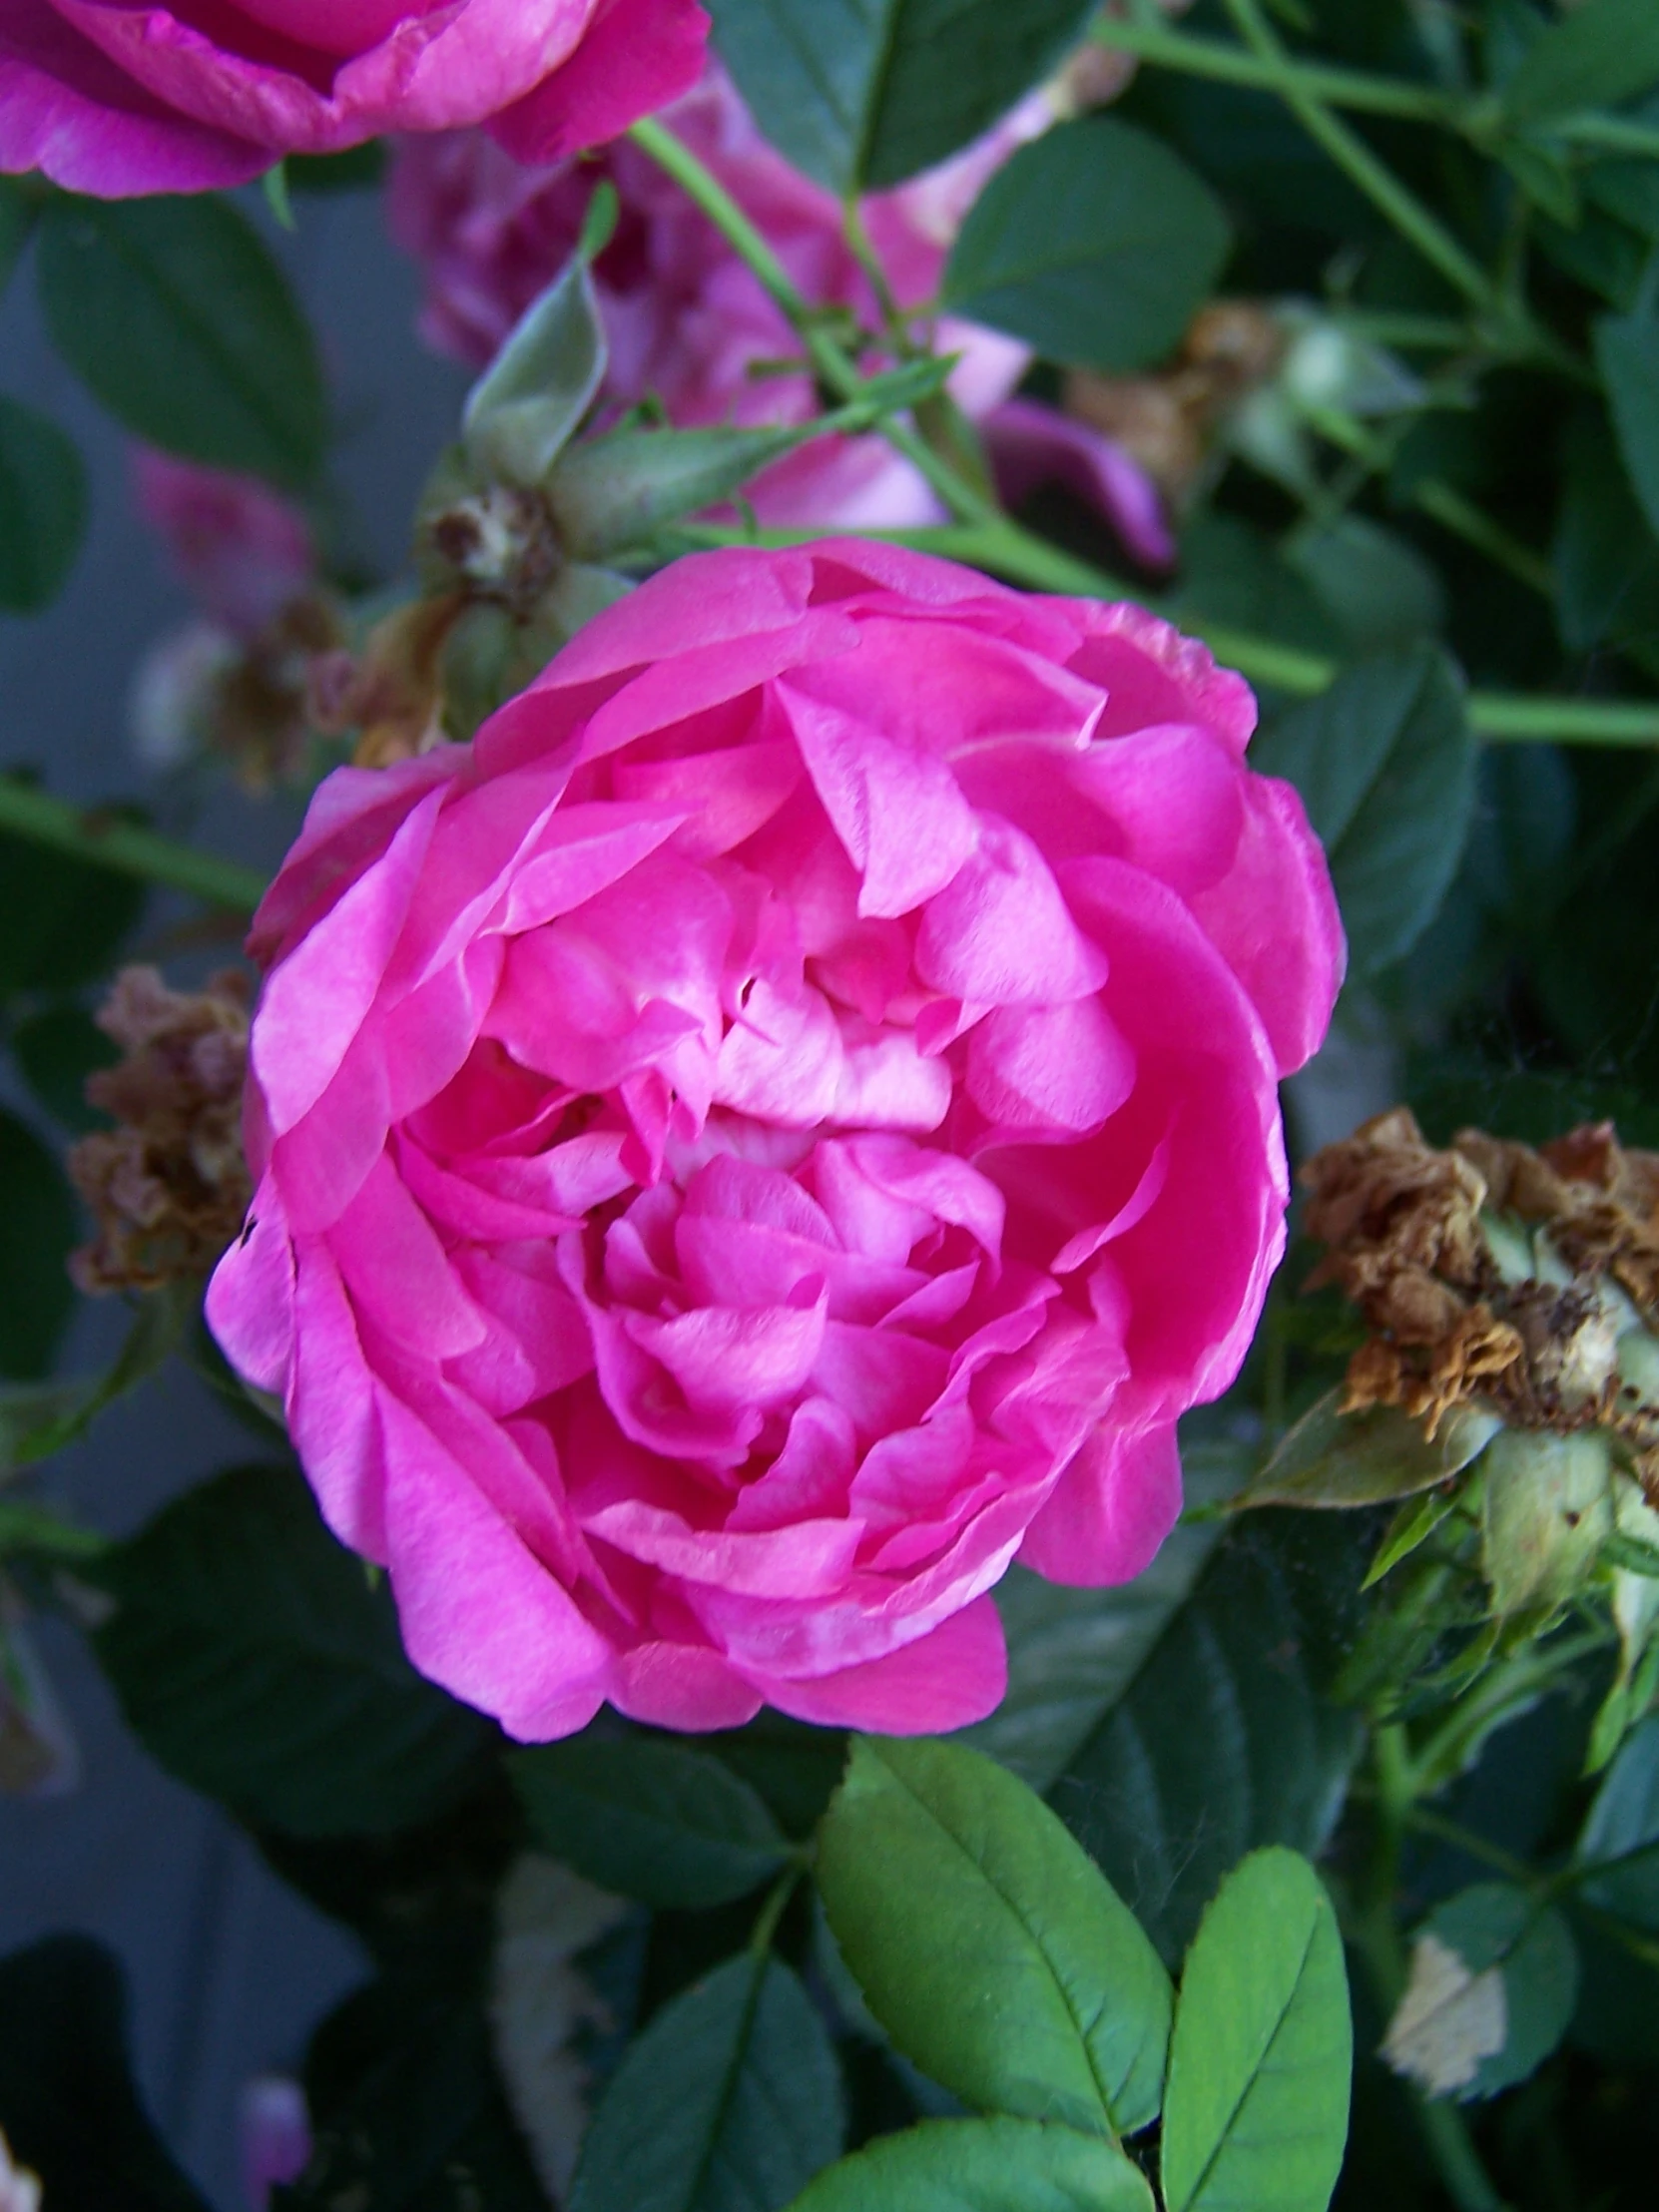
[942,118,1232,374]
[1594,314,1659,543]
[1252,646,1476,980]
[509,1737,792,1908]
[0,396,87,614]
[783,2117,1155,2211]
[706,0,1095,193]
[817,1735,1172,2138]
[461,256,608,490]
[93,1464,496,1835]
[36,193,327,488]
[0,1936,210,2212]
[570,1952,844,2212]
[0,801,146,994]
[0,176,33,298]
[1577,1714,1659,1928]
[0,1282,188,1476]
[1391,1885,1579,2103]
[1160,1850,1351,2212]
[1239,1395,1500,1511]
[0,1107,78,1382]
[1499,0,1659,122]
[9,1002,118,1133]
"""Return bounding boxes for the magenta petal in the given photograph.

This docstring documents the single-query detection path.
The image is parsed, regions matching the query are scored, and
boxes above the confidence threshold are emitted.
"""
[758,1595,1007,1732]
[916,817,1108,1007]
[330,1152,486,1361]
[967,997,1135,1138]
[612,1640,764,1732]
[205,1173,293,1397]
[488,0,709,164]
[983,397,1175,571]
[1016,1421,1183,1586]
[581,1498,861,1598]
[285,1242,386,1559]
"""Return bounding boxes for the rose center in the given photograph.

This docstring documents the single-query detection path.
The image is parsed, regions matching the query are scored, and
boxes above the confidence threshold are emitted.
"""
[227,0,418,56]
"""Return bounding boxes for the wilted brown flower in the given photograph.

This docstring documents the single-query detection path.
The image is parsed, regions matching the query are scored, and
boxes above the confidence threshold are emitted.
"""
[68,966,251,1294]
[1063,298,1288,508]
[308,594,463,772]
[1301,1109,1659,1487]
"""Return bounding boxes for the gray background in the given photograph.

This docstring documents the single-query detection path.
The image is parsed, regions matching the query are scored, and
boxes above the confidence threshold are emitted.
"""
[0,181,470,2209]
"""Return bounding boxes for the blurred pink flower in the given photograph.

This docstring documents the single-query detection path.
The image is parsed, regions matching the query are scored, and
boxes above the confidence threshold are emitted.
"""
[389,69,1175,563]
[239,2077,310,2211]
[209,540,1341,1741]
[0,0,708,198]
[132,451,315,641]
[0,2132,39,2212]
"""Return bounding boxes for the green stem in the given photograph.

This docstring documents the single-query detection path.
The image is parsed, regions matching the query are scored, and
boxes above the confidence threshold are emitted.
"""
[1221,0,1500,317]
[1402,1805,1540,1888]
[749,1865,804,1957]
[1094,15,1462,123]
[0,780,268,913]
[627,118,993,526]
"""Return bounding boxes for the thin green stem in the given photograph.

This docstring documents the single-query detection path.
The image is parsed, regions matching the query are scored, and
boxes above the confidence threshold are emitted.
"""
[1222,0,1500,317]
[1403,1805,1540,1888]
[0,779,268,912]
[749,1865,804,1957]
[627,118,994,526]
[1093,16,1462,123]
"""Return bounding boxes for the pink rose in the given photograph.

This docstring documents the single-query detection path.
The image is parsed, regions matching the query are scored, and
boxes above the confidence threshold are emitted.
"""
[208,540,1343,1740]
[389,69,1175,562]
[0,0,708,198]
[132,449,315,638]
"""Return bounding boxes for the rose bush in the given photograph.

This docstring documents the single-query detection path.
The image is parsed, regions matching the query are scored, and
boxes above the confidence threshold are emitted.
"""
[390,68,1173,554]
[207,539,1343,1739]
[0,0,707,197]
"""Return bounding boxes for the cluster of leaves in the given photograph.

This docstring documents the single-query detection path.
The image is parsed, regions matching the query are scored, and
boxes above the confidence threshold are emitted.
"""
[9,0,1659,2208]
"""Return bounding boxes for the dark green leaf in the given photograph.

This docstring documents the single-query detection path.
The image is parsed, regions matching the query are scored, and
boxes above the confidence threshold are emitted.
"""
[1252,645,1476,977]
[817,1736,1172,2138]
[509,1737,791,1908]
[783,2118,1155,2212]
[1577,1712,1659,1928]
[1552,408,1659,651]
[287,143,388,192]
[0,1936,210,2212]
[1284,517,1444,655]
[1047,1516,1364,1965]
[291,1980,545,2212]
[0,1107,77,1382]
[11,1002,118,1132]
[462,256,607,488]
[1383,1884,1577,2102]
[37,194,327,488]
[571,1952,843,2212]
[0,394,87,613]
[1160,1850,1351,2212]
[701,1713,848,1838]
[706,0,1093,194]
[0,796,146,992]
[1502,0,1659,124]
[1236,1394,1498,1511]
[1595,314,1659,541]
[94,1462,496,1835]
[0,177,33,298]
[942,117,1232,373]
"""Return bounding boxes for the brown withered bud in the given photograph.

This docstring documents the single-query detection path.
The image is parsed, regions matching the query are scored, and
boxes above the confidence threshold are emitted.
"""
[68,966,252,1294]
[1063,298,1288,508]
[1299,1109,1659,1470]
[308,594,463,771]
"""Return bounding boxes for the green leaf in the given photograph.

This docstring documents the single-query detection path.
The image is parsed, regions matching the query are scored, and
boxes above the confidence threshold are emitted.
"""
[570,1952,844,2212]
[0,1936,211,2212]
[1160,1850,1351,2212]
[36,194,327,488]
[462,255,607,488]
[959,1434,1238,1791]
[702,1712,849,1838]
[0,176,33,298]
[0,394,87,613]
[1252,645,1476,978]
[0,1280,189,1477]
[553,359,952,558]
[0,1107,78,1382]
[1501,0,1659,124]
[93,1463,496,1835]
[817,1735,1172,2138]
[1283,516,1444,656]
[942,116,1232,373]
[1595,314,1659,542]
[1236,1394,1499,1512]
[0,795,146,993]
[1577,1712,1659,1928]
[706,0,1093,195]
[10,1002,118,1133]
[1480,1428,1614,1616]
[783,2118,1155,2212]
[1047,1516,1364,1965]
[1382,1885,1577,2103]
[1552,408,1659,651]
[509,1737,791,1908]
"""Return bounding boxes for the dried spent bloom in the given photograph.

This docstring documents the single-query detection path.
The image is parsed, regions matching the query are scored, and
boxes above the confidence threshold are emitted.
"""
[69,967,252,1295]
[1301,1108,1659,1485]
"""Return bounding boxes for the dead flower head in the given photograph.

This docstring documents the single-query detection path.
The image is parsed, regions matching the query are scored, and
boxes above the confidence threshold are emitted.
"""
[1301,1109,1659,1485]
[68,965,252,1295]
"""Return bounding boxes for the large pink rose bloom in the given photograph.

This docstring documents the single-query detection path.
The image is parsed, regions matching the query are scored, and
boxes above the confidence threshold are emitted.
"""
[208,541,1343,1739]
[390,70,1173,558]
[0,0,707,198]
